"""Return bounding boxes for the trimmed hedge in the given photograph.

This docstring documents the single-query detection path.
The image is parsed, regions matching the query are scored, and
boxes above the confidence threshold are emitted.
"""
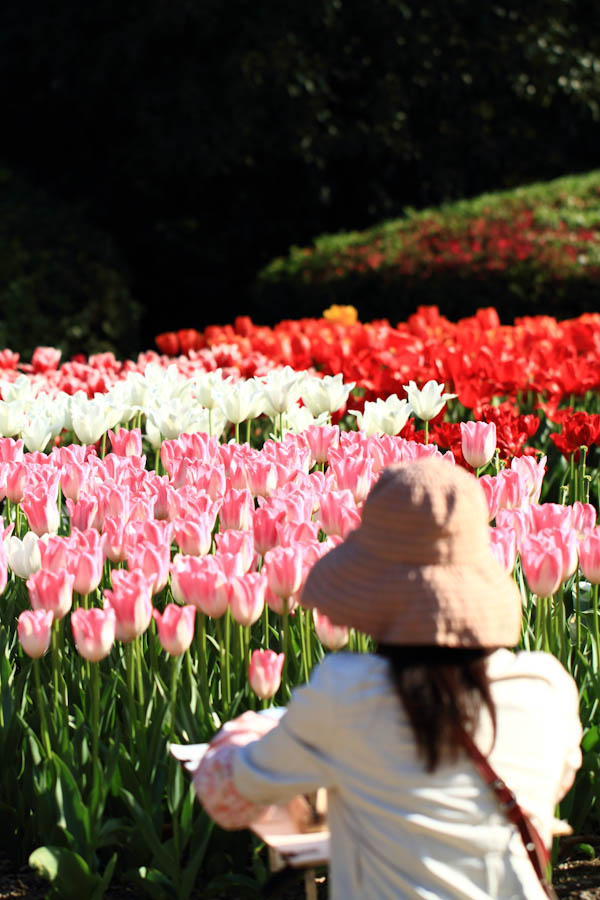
[0,168,141,359]
[253,171,600,324]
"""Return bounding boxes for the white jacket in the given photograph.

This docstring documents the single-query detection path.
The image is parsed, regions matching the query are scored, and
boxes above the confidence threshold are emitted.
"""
[233,649,582,900]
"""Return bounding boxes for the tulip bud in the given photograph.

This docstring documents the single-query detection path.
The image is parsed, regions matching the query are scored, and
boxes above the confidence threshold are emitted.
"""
[71,608,116,661]
[248,649,284,699]
[27,568,74,620]
[18,609,53,658]
[460,421,496,469]
[152,604,196,656]
[313,608,349,650]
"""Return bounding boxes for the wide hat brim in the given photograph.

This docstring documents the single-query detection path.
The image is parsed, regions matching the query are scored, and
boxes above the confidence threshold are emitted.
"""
[301,460,522,648]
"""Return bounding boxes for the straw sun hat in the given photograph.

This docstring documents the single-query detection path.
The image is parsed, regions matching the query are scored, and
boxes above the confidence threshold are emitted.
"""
[301,458,522,647]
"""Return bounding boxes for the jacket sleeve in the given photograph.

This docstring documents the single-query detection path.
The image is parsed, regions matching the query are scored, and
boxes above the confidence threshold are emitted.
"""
[232,657,338,805]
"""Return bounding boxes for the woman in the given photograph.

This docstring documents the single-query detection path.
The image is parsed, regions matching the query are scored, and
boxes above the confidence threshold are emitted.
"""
[194,459,582,899]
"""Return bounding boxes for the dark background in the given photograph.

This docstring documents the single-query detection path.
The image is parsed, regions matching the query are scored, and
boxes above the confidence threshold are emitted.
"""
[1,0,600,356]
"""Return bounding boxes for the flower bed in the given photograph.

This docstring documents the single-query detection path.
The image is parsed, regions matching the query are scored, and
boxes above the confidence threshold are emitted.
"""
[1,311,600,896]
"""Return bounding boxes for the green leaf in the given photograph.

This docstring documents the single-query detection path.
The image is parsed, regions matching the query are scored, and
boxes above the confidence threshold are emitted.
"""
[29,845,104,899]
[52,755,91,854]
[582,725,600,752]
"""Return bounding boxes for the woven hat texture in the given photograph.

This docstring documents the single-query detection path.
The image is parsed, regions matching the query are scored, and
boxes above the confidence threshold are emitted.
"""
[301,459,522,647]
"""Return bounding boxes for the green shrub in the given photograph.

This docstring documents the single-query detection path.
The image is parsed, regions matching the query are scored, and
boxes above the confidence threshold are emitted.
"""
[253,171,600,323]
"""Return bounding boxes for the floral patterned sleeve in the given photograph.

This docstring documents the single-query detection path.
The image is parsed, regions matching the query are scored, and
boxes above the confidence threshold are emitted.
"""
[192,711,281,831]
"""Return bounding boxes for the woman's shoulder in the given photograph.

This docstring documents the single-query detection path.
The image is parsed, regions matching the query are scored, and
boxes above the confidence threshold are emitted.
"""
[486,648,579,699]
[307,651,390,694]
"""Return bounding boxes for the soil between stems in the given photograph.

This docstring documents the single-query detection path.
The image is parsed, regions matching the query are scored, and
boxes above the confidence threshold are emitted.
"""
[0,851,598,898]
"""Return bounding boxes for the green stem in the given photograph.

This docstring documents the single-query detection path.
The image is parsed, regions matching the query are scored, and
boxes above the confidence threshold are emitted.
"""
[575,573,581,652]
[100,432,107,459]
[126,642,136,742]
[424,420,429,444]
[578,446,588,504]
[593,583,600,672]
[235,422,240,445]
[197,614,209,714]
[135,636,145,708]
[170,656,181,740]
[281,598,290,691]
[263,603,270,650]
[215,618,229,713]
[91,660,100,772]
[52,622,60,709]
[245,418,252,445]
[33,660,52,756]
[298,608,309,683]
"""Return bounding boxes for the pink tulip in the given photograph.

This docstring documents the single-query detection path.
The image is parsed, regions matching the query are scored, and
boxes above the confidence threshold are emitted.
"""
[27,568,74,619]
[495,507,532,547]
[68,545,104,595]
[313,608,349,650]
[251,506,284,556]
[18,609,53,657]
[460,421,496,469]
[6,462,27,504]
[60,462,91,503]
[219,488,254,531]
[496,469,528,511]
[248,649,285,699]
[22,486,60,536]
[215,529,254,571]
[277,520,320,547]
[572,501,597,535]
[520,534,565,597]
[126,542,170,595]
[318,490,361,538]
[109,427,143,457]
[303,424,340,465]
[152,604,196,655]
[579,530,600,583]
[103,570,153,641]
[489,527,517,573]
[66,496,99,532]
[101,516,130,563]
[330,456,374,504]
[174,516,213,556]
[71,607,116,661]
[479,474,503,521]
[39,535,70,573]
[31,346,61,372]
[510,454,546,503]
[245,458,279,498]
[0,437,24,464]
[170,555,229,618]
[529,503,572,533]
[229,573,267,626]
[264,546,304,599]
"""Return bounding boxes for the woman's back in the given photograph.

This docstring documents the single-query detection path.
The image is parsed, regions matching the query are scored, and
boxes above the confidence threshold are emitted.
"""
[233,649,581,899]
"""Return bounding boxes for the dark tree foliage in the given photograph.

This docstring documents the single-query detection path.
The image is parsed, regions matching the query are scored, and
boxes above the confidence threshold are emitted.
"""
[1,0,599,349]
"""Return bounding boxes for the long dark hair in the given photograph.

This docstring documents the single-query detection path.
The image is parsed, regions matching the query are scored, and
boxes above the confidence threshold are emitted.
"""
[377,645,496,773]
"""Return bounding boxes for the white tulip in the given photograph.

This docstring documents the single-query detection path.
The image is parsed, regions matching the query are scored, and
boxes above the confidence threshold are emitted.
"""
[282,403,329,435]
[193,370,232,409]
[71,395,114,444]
[21,414,54,452]
[1,375,36,406]
[301,374,356,416]
[216,379,265,425]
[403,380,457,422]
[261,367,306,416]
[4,532,42,579]
[0,400,25,437]
[350,395,412,436]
